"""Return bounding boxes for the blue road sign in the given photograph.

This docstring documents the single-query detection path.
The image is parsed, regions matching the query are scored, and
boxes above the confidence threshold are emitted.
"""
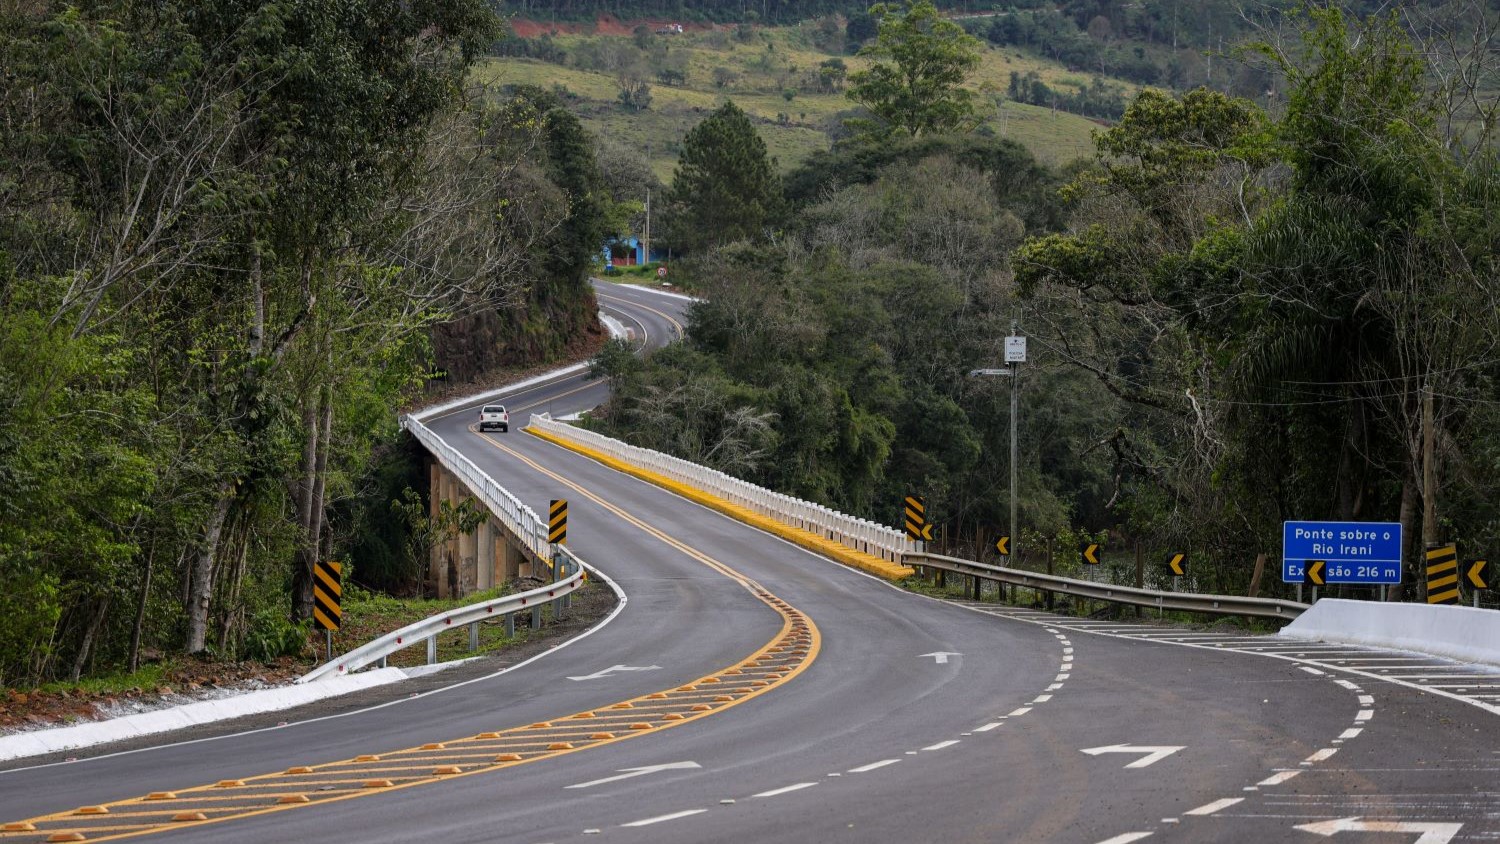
[1282,521,1403,584]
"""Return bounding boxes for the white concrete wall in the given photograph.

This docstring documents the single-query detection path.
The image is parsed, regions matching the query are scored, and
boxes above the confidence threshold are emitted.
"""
[1281,598,1500,667]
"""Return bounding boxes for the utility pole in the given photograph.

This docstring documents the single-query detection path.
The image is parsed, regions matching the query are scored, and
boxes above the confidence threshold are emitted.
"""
[1009,319,1020,569]
[643,188,651,266]
[1423,386,1436,547]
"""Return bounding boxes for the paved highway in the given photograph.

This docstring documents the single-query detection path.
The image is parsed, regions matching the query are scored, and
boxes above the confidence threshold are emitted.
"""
[1,281,1496,843]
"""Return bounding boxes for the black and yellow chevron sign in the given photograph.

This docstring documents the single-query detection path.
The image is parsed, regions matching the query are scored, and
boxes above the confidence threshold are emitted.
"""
[1166,553,1187,577]
[1304,560,1326,586]
[1426,544,1459,604]
[549,499,568,545]
[996,535,1010,556]
[1082,543,1101,565]
[904,495,933,542]
[313,560,342,631]
[1467,559,1489,590]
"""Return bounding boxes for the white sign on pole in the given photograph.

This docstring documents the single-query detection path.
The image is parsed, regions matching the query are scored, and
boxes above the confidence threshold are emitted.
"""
[1005,336,1027,363]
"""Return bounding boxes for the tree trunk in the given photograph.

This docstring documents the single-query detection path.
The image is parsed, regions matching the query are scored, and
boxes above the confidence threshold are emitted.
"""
[128,542,156,673]
[186,479,235,653]
[70,597,111,682]
[291,388,326,623]
[1394,473,1417,601]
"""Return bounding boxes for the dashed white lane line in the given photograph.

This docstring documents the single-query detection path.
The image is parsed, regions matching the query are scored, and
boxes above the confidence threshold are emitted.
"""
[1047,683,1064,691]
[1096,833,1153,844]
[1259,770,1302,786]
[1334,679,1360,690]
[1302,748,1338,764]
[922,740,960,751]
[1056,673,1070,681]
[1008,707,1032,717]
[752,782,818,798]
[974,722,1003,732]
[1357,694,1374,705]
[1033,694,1053,703]
[1338,728,1363,740]
[848,759,900,773]
[1184,797,1243,816]
[1355,709,1374,721]
[621,809,708,827]
[1299,666,1326,675]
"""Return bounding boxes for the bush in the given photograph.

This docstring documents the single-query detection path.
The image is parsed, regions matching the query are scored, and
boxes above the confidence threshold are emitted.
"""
[242,609,310,661]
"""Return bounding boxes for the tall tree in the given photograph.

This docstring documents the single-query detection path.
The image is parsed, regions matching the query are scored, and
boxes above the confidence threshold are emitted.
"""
[845,0,984,140]
[662,100,782,253]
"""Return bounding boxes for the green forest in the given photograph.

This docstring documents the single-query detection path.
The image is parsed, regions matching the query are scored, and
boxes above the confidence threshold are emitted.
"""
[2,0,1497,691]
[588,2,1500,601]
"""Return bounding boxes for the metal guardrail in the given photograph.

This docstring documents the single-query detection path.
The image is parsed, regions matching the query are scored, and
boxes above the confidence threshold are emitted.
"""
[298,547,588,683]
[529,413,913,563]
[907,552,1309,621]
[402,414,551,563]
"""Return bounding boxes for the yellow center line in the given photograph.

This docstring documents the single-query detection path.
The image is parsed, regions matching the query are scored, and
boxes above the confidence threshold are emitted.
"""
[5,430,820,844]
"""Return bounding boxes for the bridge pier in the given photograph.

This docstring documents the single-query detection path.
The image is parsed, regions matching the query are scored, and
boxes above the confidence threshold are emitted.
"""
[422,458,537,599]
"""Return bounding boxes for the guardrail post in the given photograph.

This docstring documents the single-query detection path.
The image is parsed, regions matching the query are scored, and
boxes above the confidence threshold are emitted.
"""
[531,604,542,629]
[505,612,515,638]
[427,635,437,664]
[469,621,480,652]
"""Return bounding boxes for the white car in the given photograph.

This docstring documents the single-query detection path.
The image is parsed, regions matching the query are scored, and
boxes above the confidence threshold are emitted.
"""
[478,404,509,432]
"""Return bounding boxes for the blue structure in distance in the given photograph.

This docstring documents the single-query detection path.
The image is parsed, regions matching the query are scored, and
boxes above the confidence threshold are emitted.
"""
[1282,520,1403,584]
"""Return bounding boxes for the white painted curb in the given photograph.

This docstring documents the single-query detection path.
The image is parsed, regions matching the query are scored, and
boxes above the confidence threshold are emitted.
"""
[0,668,408,762]
[1281,598,1500,667]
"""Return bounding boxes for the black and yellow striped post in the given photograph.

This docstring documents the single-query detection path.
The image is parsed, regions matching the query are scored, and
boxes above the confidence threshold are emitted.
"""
[904,495,933,543]
[1426,544,1459,604]
[549,499,568,546]
[313,560,342,659]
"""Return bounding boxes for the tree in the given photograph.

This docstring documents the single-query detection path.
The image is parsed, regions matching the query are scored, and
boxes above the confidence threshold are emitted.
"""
[661,101,782,253]
[845,0,984,140]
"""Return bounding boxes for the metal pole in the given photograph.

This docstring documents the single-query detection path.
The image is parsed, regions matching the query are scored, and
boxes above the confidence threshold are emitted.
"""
[1009,319,1019,571]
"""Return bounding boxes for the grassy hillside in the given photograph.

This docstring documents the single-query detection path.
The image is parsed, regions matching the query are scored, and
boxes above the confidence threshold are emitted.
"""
[477,24,1122,179]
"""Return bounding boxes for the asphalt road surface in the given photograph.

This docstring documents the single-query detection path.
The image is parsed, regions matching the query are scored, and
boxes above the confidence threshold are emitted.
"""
[2,281,1496,844]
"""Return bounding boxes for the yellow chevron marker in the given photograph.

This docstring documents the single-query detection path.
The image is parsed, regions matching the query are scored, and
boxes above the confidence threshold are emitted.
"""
[1082,544,1101,565]
[1465,559,1488,590]
[904,495,933,542]
[995,535,1010,556]
[1426,544,1459,604]
[1167,553,1186,577]
[1304,560,1326,587]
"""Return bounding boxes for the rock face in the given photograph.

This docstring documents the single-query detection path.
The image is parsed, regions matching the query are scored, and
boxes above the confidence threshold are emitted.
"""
[432,283,602,384]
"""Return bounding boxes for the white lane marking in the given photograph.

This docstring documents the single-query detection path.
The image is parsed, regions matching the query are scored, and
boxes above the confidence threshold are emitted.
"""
[975,722,1003,732]
[920,651,962,664]
[1339,728,1363,740]
[1334,679,1360,690]
[848,759,900,773]
[1294,817,1463,842]
[567,663,663,682]
[1047,683,1064,691]
[1009,707,1032,716]
[1304,748,1338,763]
[1056,673,1070,681]
[1096,834,1153,844]
[1357,695,1374,706]
[1259,770,1302,786]
[1063,647,1074,654]
[1033,694,1053,702]
[1185,797,1243,816]
[1299,666,1326,675]
[566,761,702,789]
[621,809,708,827]
[753,782,818,798]
[1080,744,1185,769]
[922,740,960,751]
[1355,709,1374,721]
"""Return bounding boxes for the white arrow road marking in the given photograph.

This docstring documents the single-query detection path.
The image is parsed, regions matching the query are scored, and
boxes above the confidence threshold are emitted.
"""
[566,761,702,789]
[1294,817,1463,843]
[567,664,662,681]
[921,652,962,664]
[1079,744,1186,769]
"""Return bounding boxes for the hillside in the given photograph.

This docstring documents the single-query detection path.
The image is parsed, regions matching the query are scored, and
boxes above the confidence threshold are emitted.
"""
[478,20,1125,178]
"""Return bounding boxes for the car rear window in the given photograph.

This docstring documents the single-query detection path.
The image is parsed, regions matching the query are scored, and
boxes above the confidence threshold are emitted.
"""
[482,405,506,413]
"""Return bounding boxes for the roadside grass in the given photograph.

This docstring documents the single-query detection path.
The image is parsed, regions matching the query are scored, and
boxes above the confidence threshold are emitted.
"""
[477,28,1120,177]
